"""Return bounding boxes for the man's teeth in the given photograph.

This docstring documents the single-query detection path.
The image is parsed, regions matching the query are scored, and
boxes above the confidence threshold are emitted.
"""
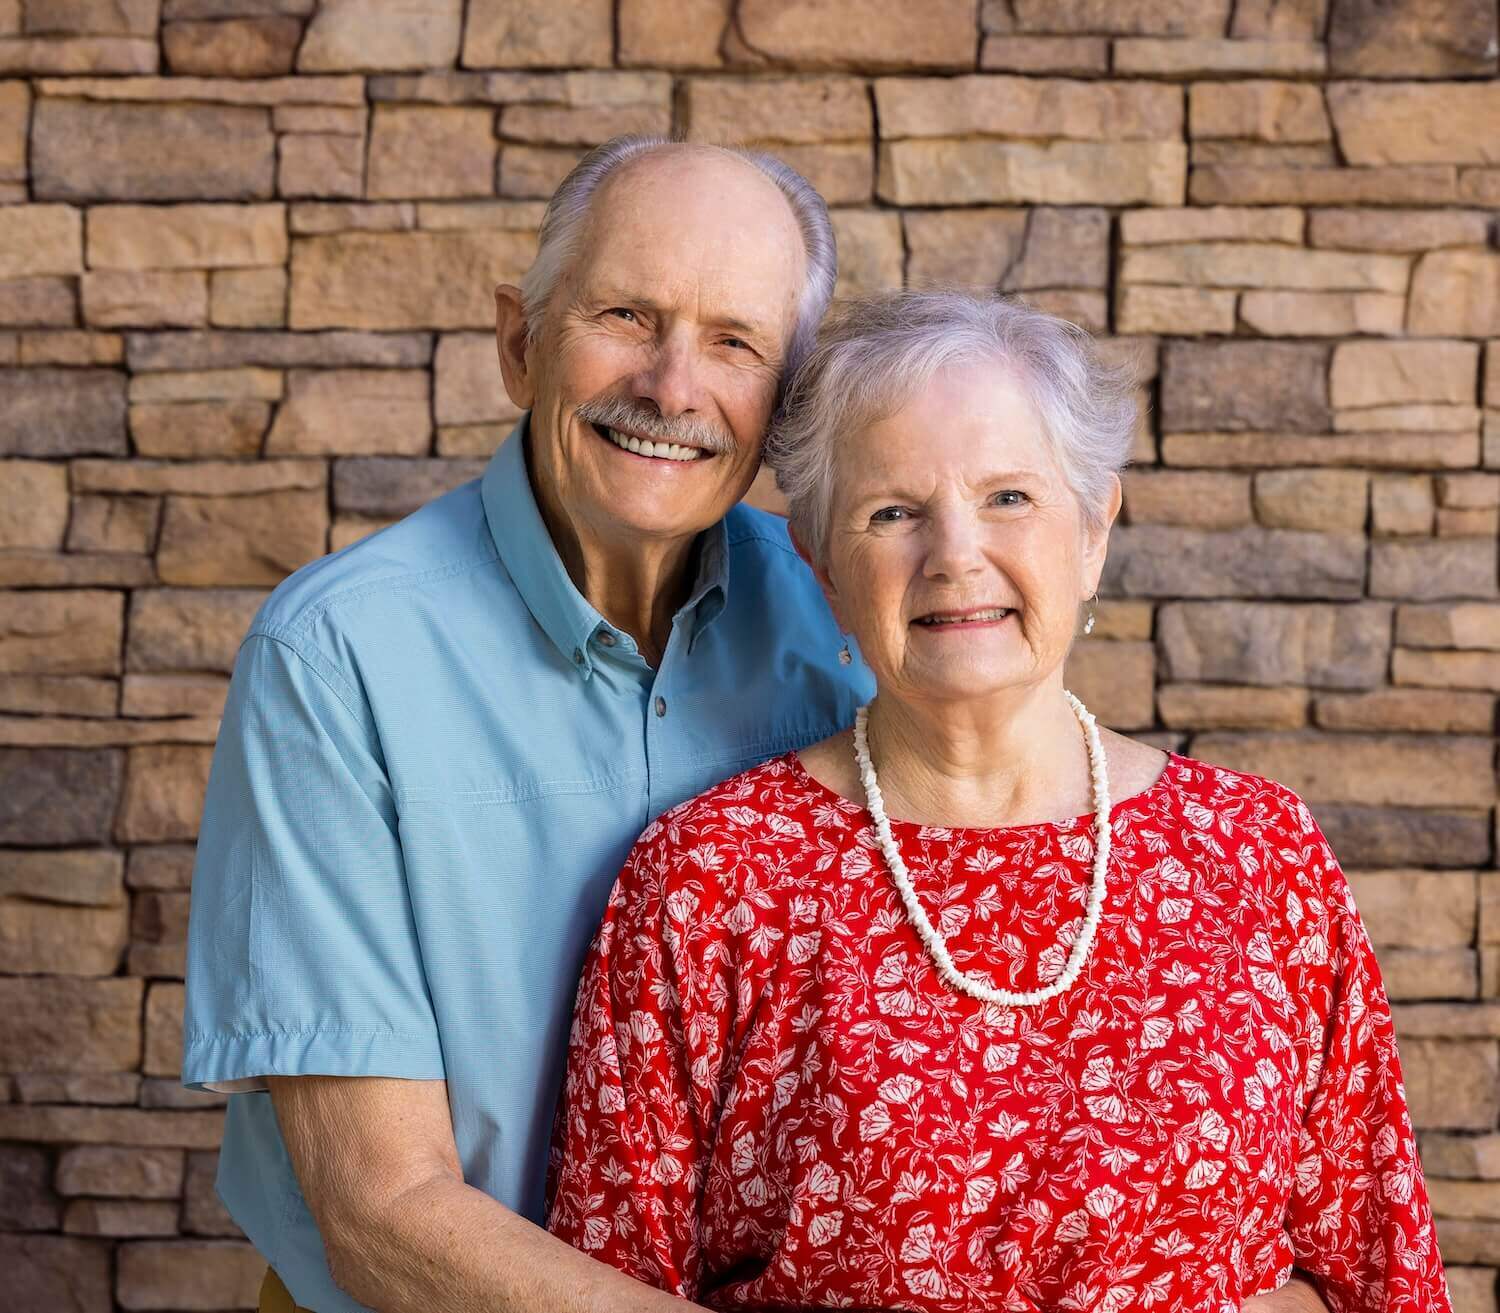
[602,426,702,462]
[918,608,1011,626]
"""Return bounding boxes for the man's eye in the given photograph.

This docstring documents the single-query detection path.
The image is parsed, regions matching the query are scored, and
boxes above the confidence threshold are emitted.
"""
[870,506,907,524]
[606,307,637,322]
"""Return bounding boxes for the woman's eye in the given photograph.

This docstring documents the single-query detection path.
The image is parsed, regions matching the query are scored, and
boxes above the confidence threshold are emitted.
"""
[993,490,1027,507]
[722,336,751,352]
[870,506,908,524]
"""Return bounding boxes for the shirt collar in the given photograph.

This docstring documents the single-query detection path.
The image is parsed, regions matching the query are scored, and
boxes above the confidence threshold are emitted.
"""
[481,416,730,676]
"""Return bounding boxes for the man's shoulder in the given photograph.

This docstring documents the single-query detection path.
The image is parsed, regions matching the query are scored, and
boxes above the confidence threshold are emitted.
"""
[724,501,799,560]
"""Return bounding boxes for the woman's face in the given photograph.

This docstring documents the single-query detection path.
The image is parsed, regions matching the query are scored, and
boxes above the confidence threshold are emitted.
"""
[814,360,1119,708]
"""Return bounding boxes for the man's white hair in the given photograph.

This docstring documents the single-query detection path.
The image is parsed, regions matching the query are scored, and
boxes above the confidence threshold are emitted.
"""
[766,290,1141,563]
[518,135,838,401]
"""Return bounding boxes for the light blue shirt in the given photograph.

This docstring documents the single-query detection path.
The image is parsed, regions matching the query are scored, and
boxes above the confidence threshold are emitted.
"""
[181,419,872,1312]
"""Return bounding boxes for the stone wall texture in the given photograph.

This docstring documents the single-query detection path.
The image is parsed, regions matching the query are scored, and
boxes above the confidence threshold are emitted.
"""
[0,0,1498,1308]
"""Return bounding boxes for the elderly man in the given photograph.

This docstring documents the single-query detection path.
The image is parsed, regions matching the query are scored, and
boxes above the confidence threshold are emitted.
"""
[183,136,1333,1313]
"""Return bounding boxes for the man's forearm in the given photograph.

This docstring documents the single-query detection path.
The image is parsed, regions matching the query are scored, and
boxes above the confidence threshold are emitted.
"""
[1243,1272,1328,1312]
[327,1173,700,1313]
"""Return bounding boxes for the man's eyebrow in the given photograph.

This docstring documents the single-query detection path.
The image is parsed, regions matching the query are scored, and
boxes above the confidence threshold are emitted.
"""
[583,289,775,341]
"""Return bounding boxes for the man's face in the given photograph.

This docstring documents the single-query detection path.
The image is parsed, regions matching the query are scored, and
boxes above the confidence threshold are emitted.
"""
[521,150,807,548]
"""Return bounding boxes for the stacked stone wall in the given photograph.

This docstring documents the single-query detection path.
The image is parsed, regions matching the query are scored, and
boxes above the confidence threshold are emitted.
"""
[0,0,1498,1307]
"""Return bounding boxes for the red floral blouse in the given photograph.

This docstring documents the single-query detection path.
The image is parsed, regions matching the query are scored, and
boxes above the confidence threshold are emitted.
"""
[547,750,1451,1313]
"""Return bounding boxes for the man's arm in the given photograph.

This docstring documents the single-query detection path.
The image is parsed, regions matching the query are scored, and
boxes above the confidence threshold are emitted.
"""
[1243,1274,1330,1312]
[267,1074,702,1313]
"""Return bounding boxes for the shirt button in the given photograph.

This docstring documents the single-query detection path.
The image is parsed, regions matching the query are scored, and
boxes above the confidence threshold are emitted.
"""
[655,696,667,718]
[597,631,616,648]
[572,648,584,665]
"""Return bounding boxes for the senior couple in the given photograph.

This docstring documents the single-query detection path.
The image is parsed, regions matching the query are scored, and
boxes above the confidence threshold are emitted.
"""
[183,137,1449,1313]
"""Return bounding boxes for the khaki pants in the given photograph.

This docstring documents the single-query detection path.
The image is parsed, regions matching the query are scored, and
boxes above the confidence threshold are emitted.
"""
[259,1268,316,1313]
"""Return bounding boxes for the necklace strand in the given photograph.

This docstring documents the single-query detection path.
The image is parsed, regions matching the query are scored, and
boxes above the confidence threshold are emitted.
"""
[852,691,1111,1008]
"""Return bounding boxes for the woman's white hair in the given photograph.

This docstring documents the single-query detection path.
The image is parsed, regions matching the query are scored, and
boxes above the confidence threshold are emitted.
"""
[765,290,1141,563]
[518,135,838,398]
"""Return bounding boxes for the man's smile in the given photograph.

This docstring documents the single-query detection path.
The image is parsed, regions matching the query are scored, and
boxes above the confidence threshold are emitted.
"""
[590,421,711,463]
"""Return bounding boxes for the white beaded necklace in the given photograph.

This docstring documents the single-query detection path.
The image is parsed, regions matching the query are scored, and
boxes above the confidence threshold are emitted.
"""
[852,691,1111,1008]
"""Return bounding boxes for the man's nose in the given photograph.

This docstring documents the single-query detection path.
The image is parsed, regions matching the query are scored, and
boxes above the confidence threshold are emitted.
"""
[631,329,701,419]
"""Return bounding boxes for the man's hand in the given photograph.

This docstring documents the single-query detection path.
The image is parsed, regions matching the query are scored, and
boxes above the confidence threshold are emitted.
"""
[1242,1272,1329,1312]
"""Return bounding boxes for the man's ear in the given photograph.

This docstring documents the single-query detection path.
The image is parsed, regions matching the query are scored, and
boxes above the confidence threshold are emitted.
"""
[789,521,847,633]
[494,284,536,410]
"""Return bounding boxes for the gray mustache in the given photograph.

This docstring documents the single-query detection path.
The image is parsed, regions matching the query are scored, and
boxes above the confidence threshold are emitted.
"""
[576,396,737,456]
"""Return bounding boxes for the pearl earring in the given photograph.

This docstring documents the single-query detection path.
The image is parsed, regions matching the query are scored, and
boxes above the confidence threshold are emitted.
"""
[838,637,852,666]
[1083,594,1098,635]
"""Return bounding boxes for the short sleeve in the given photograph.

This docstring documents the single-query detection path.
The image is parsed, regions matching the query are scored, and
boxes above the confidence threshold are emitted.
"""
[181,630,445,1093]
[1281,821,1452,1313]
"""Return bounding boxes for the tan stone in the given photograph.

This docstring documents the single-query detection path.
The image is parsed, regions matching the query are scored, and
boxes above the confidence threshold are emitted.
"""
[1394,649,1500,692]
[130,401,270,458]
[129,367,282,403]
[63,1199,180,1237]
[1156,601,1391,688]
[277,132,364,200]
[499,102,671,149]
[1161,341,1329,433]
[431,334,514,427]
[1398,603,1500,651]
[415,200,542,231]
[876,75,1181,141]
[1119,205,1303,246]
[81,271,208,328]
[904,208,1028,287]
[1004,207,1110,290]
[497,144,579,199]
[1439,507,1500,538]
[0,36,159,73]
[87,203,286,271]
[1329,0,1497,77]
[1239,290,1405,338]
[18,331,122,365]
[266,369,432,455]
[56,1146,183,1199]
[1157,683,1307,730]
[1335,404,1480,435]
[156,488,329,585]
[1117,286,1235,335]
[1231,0,1327,39]
[878,139,1187,206]
[1122,243,1409,294]
[1084,600,1153,642]
[436,424,507,457]
[182,1151,241,1236]
[127,589,266,673]
[1060,640,1155,730]
[733,0,976,70]
[1315,688,1494,734]
[299,0,462,71]
[0,898,127,973]
[1308,208,1492,253]
[34,73,362,104]
[144,982,184,1075]
[33,101,275,202]
[1191,164,1457,207]
[0,78,26,181]
[116,1240,265,1310]
[0,714,219,747]
[1347,870,1477,950]
[121,672,228,718]
[209,267,286,328]
[0,553,154,587]
[619,0,729,67]
[0,460,69,548]
[1011,0,1229,35]
[116,744,213,842]
[66,496,161,555]
[0,1104,223,1147]
[462,0,611,69]
[1189,80,1329,142]
[0,590,124,675]
[1409,252,1500,338]
[829,210,903,296]
[684,75,869,144]
[0,976,141,1072]
[1371,539,1497,600]
[1331,341,1480,412]
[0,205,83,278]
[23,0,160,36]
[1329,82,1500,166]
[290,229,534,330]
[274,105,365,134]
[1371,473,1435,537]
[1021,289,1105,334]
[1115,38,1325,76]
[1253,469,1368,533]
[289,201,410,235]
[0,674,117,718]
[1485,349,1500,410]
[163,16,300,75]
[368,106,497,200]
[1380,949,1478,1001]
[1403,1040,1499,1130]
[0,276,76,326]
[1106,526,1364,599]
[980,36,1108,74]
[1190,140,1337,169]
[1121,469,1251,528]
[1460,169,1500,204]
[333,456,484,516]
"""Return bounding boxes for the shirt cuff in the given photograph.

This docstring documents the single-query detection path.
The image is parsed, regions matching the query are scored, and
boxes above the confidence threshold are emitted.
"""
[181,1023,446,1092]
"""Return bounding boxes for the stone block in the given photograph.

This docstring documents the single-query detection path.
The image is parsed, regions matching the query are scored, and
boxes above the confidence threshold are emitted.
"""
[1167,429,1480,470]
[277,132,364,200]
[18,329,123,364]
[55,1146,184,1199]
[0,1236,112,1313]
[0,1146,61,1230]
[1117,286,1236,335]
[1189,80,1330,142]
[182,1151,242,1236]
[1016,288,1106,333]
[116,744,213,843]
[1157,683,1307,730]
[619,0,729,67]
[144,982,184,1075]
[1015,0,1229,34]
[1398,603,1500,651]
[329,514,398,551]
[0,276,77,326]
[0,975,141,1071]
[436,425,505,457]
[462,0,611,69]
[0,459,69,548]
[33,73,361,105]
[81,270,209,328]
[1371,473,1435,537]
[0,849,125,905]
[1394,649,1500,692]
[1328,0,1498,77]
[1330,82,1500,166]
[980,35,1108,73]
[33,100,275,201]
[0,590,124,676]
[128,329,432,372]
[0,1105,224,1148]
[1443,1266,1498,1312]
[0,673,116,717]
[0,552,154,588]
[299,0,459,70]
[1321,806,1490,869]
[127,845,197,891]
[1105,526,1364,599]
[275,105,365,133]
[878,139,1187,206]
[12,1066,137,1098]
[23,0,160,36]
[1435,1219,1500,1265]
[117,1240,266,1311]
[88,203,286,271]
[1119,206,1304,245]
[1115,38,1325,76]
[155,488,329,585]
[499,102,672,147]
[1347,870,1476,949]
[130,401,270,457]
[1189,731,1494,808]
[289,230,535,330]
[1403,1039,1499,1130]
[1380,948,1478,1001]
[684,75,869,145]
[66,495,161,555]
[76,456,316,492]
[1231,0,1328,39]
[1160,341,1329,433]
[1315,688,1495,733]
[733,0,977,70]
[1190,141,1338,168]
[904,208,1028,288]
[0,896,126,973]
[0,204,83,278]
[498,144,582,198]
[266,369,431,456]
[1191,163,1458,206]
[434,333,518,427]
[333,456,485,517]
[1121,243,1409,294]
[876,75,1181,141]
[127,589,265,672]
[0,78,27,181]
[0,36,159,74]
[368,106,497,200]
[1239,290,1405,337]
[1337,404,1479,435]
[1331,341,1480,414]
[1060,640,1154,730]
[1371,539,1497,600]
[828,209,902,295]
[1003,207,1109,290]
[1253,469,1368,532]
[1308,208,1492,252]
[1409,252,1500,338]
[163,16,300,75]
[1121,469,1251,528]
[121,672,228,718]
[63,1199,180,1237]
[209,268,286,328]
[1156,601,1391,688]
[415,200,539,230]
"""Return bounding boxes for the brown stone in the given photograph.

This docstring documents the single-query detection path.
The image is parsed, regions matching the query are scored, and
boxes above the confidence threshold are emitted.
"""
[1315,687,1495,733]
[0,460,69,549]
[0,1104,224,1148]
[876,75,1182,141]
[277,132,364,200]
[1371,473,1435,537]
[1321,806,1490,869]
[127,589,265,672]
[1404,1039,1499,1130]
[23,0,160,36]
[75,455,314,492]
[1003,207,1110,290]
[0,79,27,182]
[1156,601,1391,688]
[55,1146,184,1198]
[163,16,300,75]
[1158,683,1308,729]
[1232,0,1327,39]
[289,200,412,233]
[289,230,535,330]
[128,329,432,370]
[13,1070,142,1102]
[878,139,1187,206]
[904,208,1028,287]
[980,35,1108,74]
[368,106,497,200]
[499,101,672,147]
[298,0,459,70]
[1441,473,1500,510]
[127,845,197,891]
[1331,341,1479,412]
[1329,82,1500,166]
[1060,640,1155,730]
[0,975,141,1071]
[0,897,127,973]
[1121,469,1251,528]
[1253,469,1368,532]
[156,488,328,586]
[1394,649,1500,692]
[436,425,506,457]
[1328,0,1498,77]
[1020,289,1105,333]
[116,744,213,843]
[1167,431,1479,471]
[1011,0,1229,35]
[1161,341,1329,433]
[684,75,869,144]
[0,673,117,717]
[498,144,582,198]
[1308,207,1491,252]
[130,401,270,457]
[207,268,286,329]
[0,36,159,74]
[121,672,229,718]
[1351,406,1483,435]
[1189,80,1330,142]
[1105,526,1364,599]
[0,276,77,326]
[63,1199,181,1237]
[1119,205,1303,245]
[435,333,519,427]
[1191,163,1458,206]
[329,514,398,551]
[462,0,611,69]
[34,72,361,103]
[1122,242,1408,294]
[88,203,286,271]
[734,0,977,70]
[144,981,185,1075]
[829,209,903,296]
[415,200,541,231]
[1117,286,1236,335]
[0,552,155,588]
[1114,38,1325,76]
[0,849,125,905]
[33,100,275,202]
[82,270,209,328]
[619,0,729,66]
[0,1236,112,1313]
[0,1146,61,1230]
[274,105,365,133]
[0,714,219,748]
[65,497,156,557]
[1190,140,1337,169]
[0,590,124,676]
[333,456,486,517]
[1190,731,1494,808]
[1239,290,1405,338]
[1461,169,1500,204]
[183,1151,242,1236]
[18,330,123,365]
[1409,252,1500,338]
[0,204,83,278]
[1398,603,1500,650]
[1371,539,1497,600]
[266,369,432,455]
[1379,949,1477,1001]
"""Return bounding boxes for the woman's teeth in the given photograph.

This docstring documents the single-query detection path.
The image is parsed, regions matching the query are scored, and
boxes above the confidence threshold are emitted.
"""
[917,608,1012,626]
[601,426,703,462]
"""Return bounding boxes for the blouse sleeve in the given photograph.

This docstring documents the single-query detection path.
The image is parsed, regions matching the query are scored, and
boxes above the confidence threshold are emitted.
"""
[546,812,734,1298]
[1281,820,1452,1313]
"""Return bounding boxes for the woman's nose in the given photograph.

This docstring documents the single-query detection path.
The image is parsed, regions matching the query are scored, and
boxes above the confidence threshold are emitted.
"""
[922,512,987,580]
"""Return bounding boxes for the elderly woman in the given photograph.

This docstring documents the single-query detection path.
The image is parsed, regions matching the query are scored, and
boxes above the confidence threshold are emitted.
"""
[546,292,1451,1313]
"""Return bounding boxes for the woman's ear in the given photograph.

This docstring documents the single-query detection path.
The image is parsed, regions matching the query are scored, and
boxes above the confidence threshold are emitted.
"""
[494,284,536,410]
[789,521,848,633]
[1081,473,1123,596]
